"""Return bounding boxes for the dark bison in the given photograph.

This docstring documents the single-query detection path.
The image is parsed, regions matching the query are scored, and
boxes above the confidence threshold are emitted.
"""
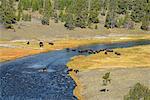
[88,51,93,54]
[48,42,54,45]
[106,49,113,52]
[93,51,96,54]
[115,52,121,56]
[72,49,76,51]
[74,69,79,73]
[66,48,70,52]
[68,68,73,72]
[100,89,109,92]
[39,42,44,47]
[96,50,100,53]
[78,50,82,53]
[27,41,30,45]
[99,49,106,51]
[42,67,47,72]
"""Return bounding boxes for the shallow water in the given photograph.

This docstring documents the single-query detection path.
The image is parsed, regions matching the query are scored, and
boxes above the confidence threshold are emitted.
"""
[0,40,150,100]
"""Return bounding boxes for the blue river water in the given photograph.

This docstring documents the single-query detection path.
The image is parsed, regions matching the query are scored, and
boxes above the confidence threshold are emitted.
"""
[0,40,150,100]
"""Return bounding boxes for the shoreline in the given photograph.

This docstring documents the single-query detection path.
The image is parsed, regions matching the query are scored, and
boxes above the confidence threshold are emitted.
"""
[1,35,150,62]
[71,67,150,100]
[67,44,150,100]
[69,72,84,100]
[1,36,150,100]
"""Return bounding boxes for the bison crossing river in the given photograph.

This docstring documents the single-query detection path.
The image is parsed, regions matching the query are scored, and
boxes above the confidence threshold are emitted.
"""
[1,40,150,100]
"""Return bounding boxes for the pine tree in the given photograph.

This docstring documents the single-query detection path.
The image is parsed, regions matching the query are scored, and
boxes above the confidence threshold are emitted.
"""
[123,11,134,29]
[59,10,65,22]
[117,0,128,14]
[0,0,16,28]
[100,0,109,16]
[123,11,130,24]
[141,14,149,30]
[43,0,52,18]
[31,0,39,11]
[41,0,52,25]
[17,0,23,21]
[64,13,75,30]
[57,0,72,22]
[88,0,100,25]
[21,0,31,10]
[116,17,124,28]
[38,0,44,9]
[124,83,150,100]
[74,0,88,28]
[64,0,75,28]
[131,0,147,23]
[105,0,118,28]
[141,2,150,31]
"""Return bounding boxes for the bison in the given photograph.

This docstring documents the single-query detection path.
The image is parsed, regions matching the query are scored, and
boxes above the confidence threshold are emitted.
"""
[66,48,70,52]
[39,42,44,47]
[115,52,121,56]
[100,89,109,92]
[27,41,30,45]
[74,69,79,74]
[48,42,54,45]
[106,49,113,52]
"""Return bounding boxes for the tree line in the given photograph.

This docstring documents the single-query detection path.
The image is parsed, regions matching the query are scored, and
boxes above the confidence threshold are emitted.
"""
[0,0,149,31]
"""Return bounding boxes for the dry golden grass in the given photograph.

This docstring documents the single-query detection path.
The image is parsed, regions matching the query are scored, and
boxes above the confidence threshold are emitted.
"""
[1,34,150,100]
[0,47,44,62]
[67,44,150,100]
[0,34,150,62]
[0,39,102,62]
[69,71,84,100]
[67,45,150,71]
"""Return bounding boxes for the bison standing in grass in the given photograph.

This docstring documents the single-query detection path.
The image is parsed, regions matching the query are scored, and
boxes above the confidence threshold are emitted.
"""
[115,52,121,56]
[39,42,44,47]
[105,52,108,55]
[27,41,30,45]
[48,42,54,45]
[74,69,79,74]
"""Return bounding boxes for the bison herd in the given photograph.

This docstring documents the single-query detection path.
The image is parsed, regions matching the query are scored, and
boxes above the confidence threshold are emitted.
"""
[26,41,54,47]
[67,68,79,74]
[66,48,121,56]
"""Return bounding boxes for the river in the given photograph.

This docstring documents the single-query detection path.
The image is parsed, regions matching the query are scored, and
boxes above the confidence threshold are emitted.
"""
[0,40,150,100]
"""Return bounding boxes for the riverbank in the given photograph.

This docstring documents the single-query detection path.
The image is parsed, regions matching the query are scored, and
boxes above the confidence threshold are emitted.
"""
[67,45,150,70]
[69,72,84,100]
[1,18,150,62]
[67,45,150,100]
[1,34,150,62]
[1,34,150,100]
